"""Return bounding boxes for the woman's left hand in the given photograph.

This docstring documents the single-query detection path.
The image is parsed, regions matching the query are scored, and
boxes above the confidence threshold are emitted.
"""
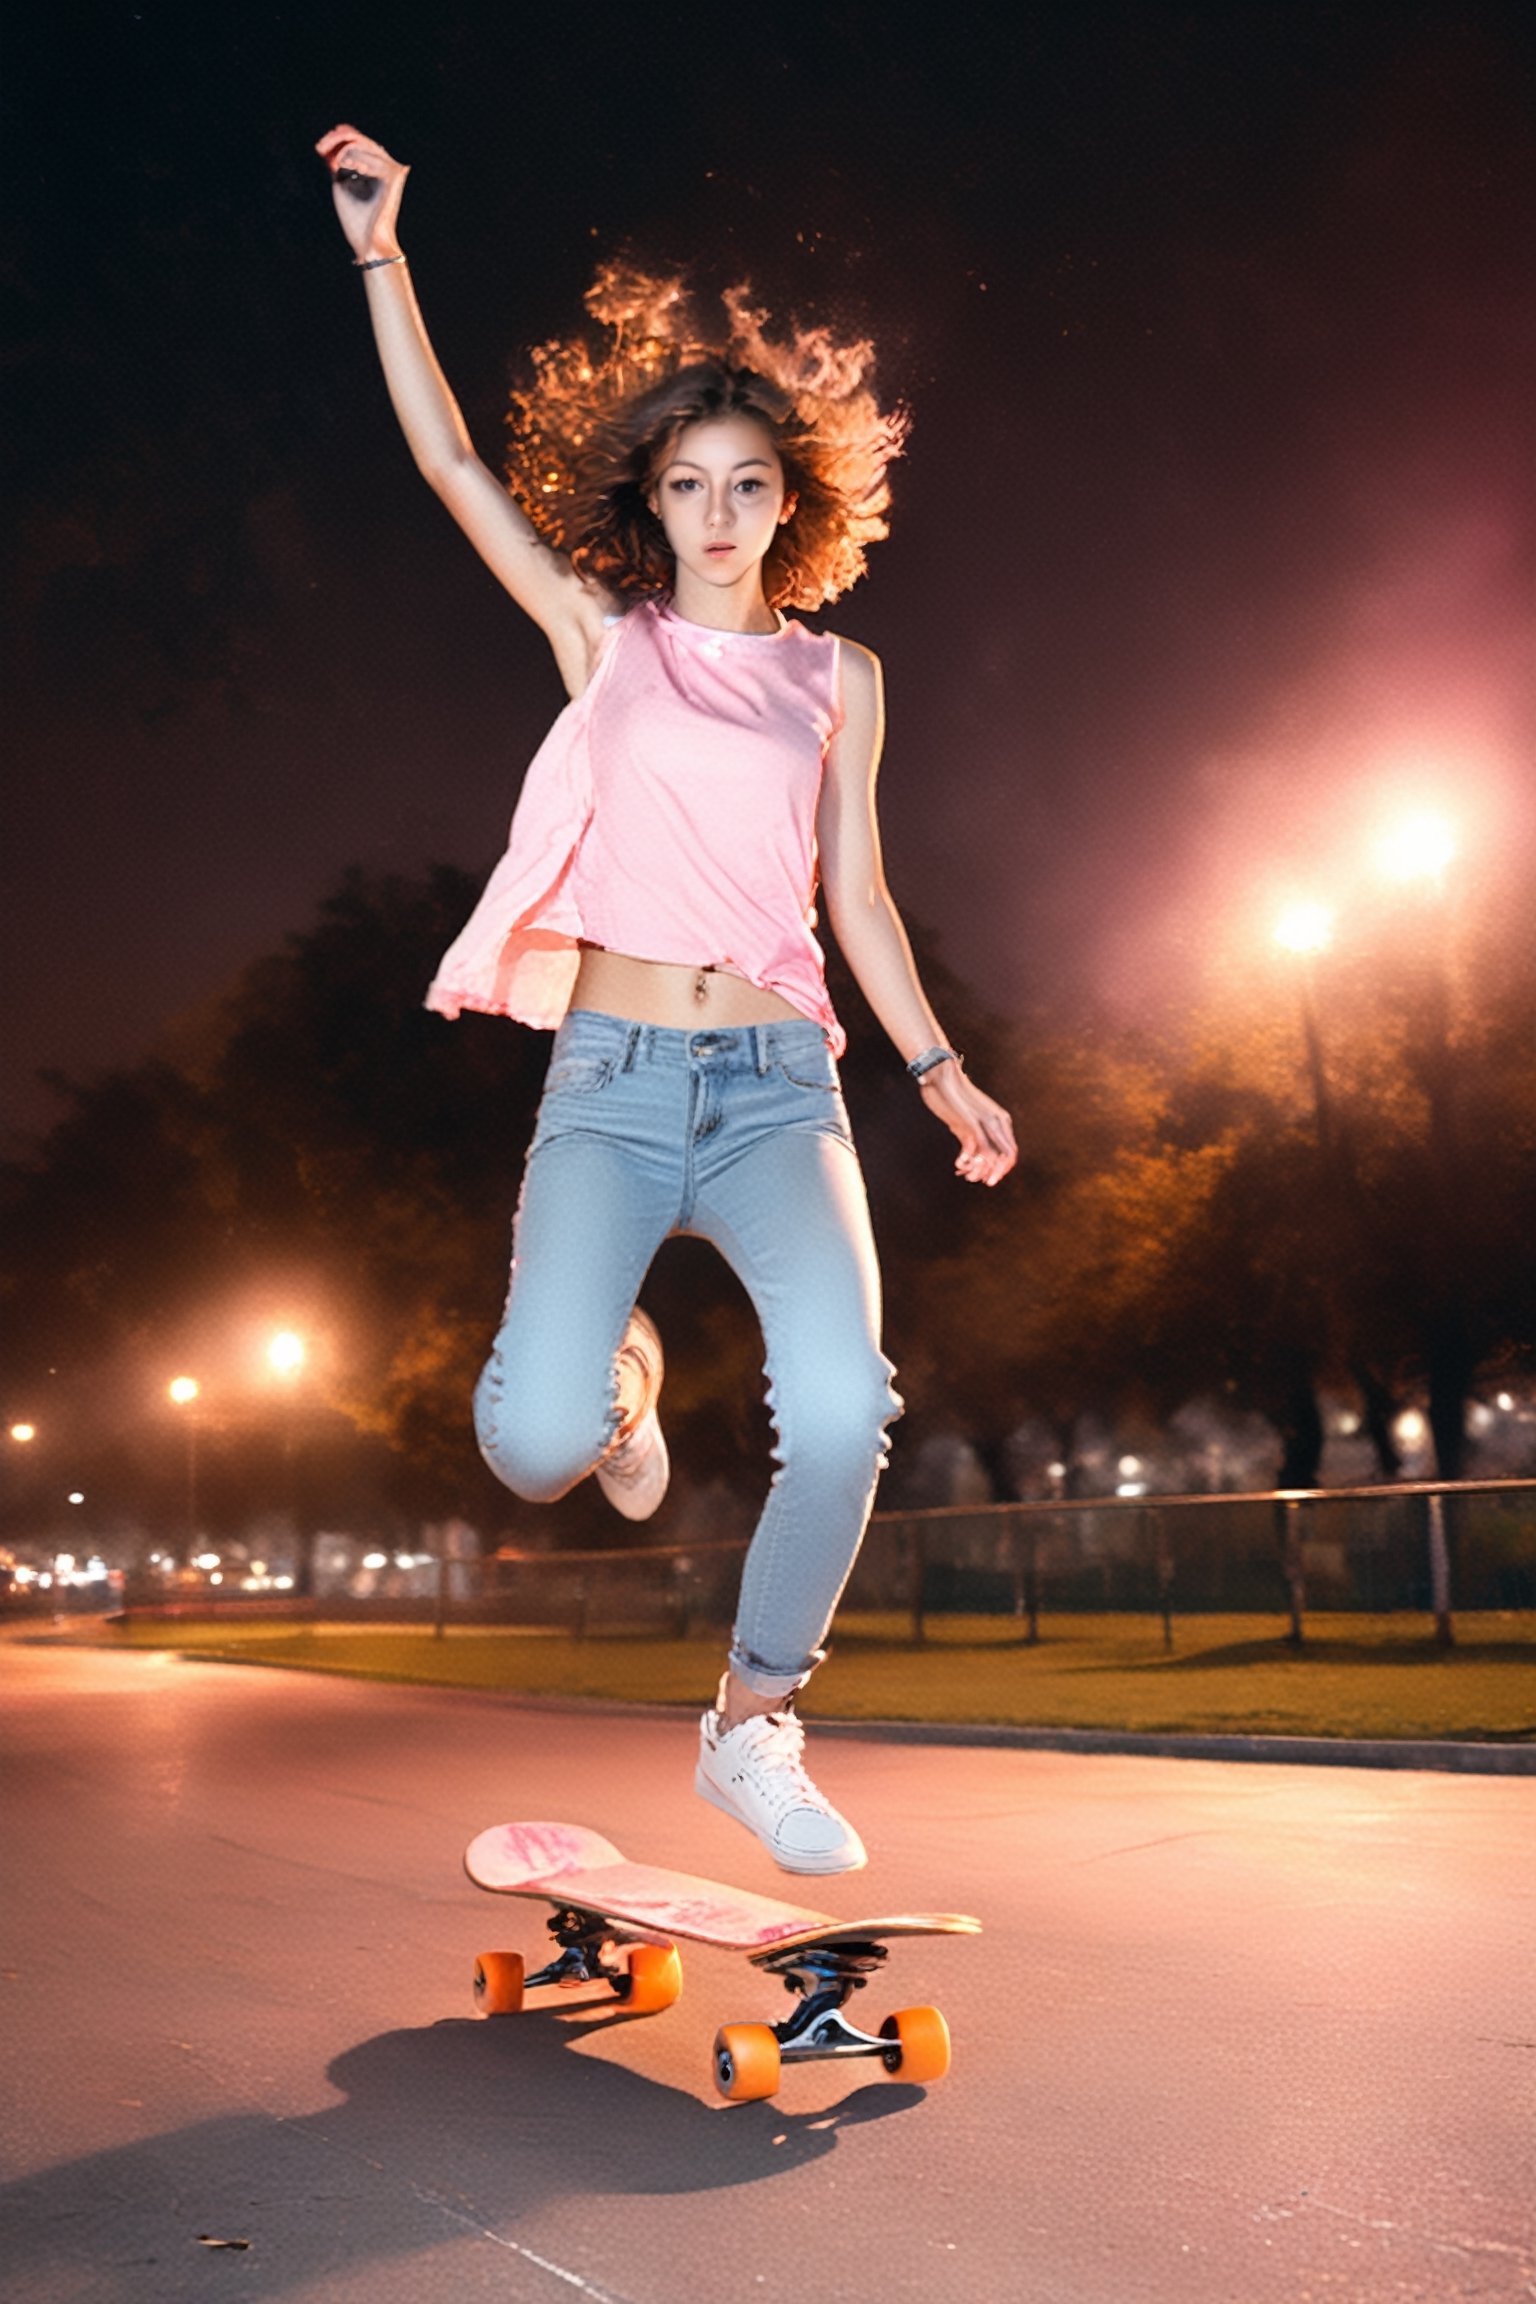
[918,1062,1017,1186]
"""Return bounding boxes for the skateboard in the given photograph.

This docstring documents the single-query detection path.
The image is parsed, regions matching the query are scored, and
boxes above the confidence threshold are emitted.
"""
[465,1819,980,2102]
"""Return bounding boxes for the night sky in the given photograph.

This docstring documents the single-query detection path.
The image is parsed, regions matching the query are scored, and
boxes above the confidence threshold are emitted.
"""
[5,1,1534,1150]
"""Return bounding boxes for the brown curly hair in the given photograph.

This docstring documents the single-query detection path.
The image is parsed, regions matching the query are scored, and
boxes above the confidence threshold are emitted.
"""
[505,265,908,611]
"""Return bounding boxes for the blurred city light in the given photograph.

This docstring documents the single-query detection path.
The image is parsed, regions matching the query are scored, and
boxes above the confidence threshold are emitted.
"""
[9,1422,36,1443]
[1273,900,1335,956]
[267,1329,307,1378]
[168,1375,200,1406]
[1377,810,1457,887]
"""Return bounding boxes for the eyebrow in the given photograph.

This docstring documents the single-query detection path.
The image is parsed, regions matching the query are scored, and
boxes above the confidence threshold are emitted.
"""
[664,456,777,473]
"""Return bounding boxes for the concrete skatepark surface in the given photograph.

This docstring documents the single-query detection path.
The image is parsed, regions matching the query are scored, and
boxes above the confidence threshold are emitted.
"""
[1,1639,1530,2302]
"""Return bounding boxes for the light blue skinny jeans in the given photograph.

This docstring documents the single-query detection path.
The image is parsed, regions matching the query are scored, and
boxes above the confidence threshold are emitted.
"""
[473,1010,902,1700]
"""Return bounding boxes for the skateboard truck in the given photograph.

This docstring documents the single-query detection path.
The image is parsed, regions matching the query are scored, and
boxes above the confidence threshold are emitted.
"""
[714,1937,953,2101]
[522,1904,666,2000]
[755,1939,895,2065]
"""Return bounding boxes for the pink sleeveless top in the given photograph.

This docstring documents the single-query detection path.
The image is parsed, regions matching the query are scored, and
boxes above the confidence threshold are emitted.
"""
[425,600,847,1050]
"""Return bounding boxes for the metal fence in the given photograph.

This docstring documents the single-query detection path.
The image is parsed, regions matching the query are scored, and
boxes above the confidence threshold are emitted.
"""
[104,1477,1536,1648]
[848,1479,1536,1648]
[434,1477,1536,1649]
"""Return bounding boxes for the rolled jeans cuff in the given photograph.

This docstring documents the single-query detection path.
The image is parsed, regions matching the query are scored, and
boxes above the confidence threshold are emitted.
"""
[728,1639,826,1703]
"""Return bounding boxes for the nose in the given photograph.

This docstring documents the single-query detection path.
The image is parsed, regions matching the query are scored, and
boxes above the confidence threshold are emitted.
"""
[707,489,735,529]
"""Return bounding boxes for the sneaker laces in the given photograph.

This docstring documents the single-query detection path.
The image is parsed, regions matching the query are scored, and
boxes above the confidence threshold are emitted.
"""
[729,1709,830,1821]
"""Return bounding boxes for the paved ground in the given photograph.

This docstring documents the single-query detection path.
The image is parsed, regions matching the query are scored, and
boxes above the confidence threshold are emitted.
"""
[1,1638,1531,2303]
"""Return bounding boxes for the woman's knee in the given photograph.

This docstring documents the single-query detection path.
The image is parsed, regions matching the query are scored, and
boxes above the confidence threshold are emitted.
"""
[770,1353,902,1479]
[473,1354,606,1501]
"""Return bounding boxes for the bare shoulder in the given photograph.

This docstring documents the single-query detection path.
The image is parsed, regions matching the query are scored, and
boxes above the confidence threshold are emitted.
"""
[827,633,884,758]
[828,633,883,701]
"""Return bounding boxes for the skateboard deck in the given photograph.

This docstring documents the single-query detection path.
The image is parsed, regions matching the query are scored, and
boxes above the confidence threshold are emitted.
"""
[465,1819,980,2101]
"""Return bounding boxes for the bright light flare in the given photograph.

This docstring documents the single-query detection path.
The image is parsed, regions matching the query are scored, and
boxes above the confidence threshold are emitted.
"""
[1273,901,1335,956]
[267,1330,306,1378]
[9,1422,36,1443]
[1377,810,1457,886]
[168,1375,200,1406]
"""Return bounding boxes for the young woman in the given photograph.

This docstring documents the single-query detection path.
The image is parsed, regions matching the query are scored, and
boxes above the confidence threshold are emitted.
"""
[318,125,1017,1874]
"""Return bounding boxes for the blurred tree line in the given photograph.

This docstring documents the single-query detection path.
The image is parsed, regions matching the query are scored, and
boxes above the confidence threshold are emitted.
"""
[3,865,1535,1560]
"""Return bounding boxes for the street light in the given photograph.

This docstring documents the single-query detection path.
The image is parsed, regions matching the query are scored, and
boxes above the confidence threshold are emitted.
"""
[1377,810,1457,889]
[267,1330,306,1379]
[266,1329,309,1595]
[9,1422,36,1444]
[168,1376,201,1550]
[1273,900,1334,957]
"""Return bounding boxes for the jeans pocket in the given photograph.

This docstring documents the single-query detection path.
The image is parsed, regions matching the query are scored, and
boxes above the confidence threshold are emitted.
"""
[542,1054,616,1097]
[775,1051,839,1092]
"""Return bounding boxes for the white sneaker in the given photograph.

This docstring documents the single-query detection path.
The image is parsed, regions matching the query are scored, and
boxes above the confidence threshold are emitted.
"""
[595,1307,669,1521]
[696,1704,867,1875]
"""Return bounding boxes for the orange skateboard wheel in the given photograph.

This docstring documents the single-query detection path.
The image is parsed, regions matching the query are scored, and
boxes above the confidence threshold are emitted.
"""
[619,1942,683,2014]
[473,1950,526,2016]
[714,2022,781,2102]
[879,2005,951,2083]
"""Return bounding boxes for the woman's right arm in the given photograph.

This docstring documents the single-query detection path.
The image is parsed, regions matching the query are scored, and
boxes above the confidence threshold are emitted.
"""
[315,125,609,695]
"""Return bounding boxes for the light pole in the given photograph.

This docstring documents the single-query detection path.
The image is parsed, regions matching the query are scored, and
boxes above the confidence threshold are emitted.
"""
[266,1330,309,1593]
[1377,809,1464,1625]
[1273,900,1337,1153]
[168,1376,201,1553]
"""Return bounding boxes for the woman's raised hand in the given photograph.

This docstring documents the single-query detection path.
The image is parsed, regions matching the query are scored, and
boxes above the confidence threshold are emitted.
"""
[315,124,409,262]
[919,1063,1018,1188]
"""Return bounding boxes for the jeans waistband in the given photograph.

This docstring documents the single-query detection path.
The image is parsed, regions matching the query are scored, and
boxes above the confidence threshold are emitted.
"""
[557,1009,832,1075]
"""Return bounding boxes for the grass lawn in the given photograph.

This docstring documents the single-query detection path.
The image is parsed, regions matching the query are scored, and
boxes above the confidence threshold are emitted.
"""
[58,1608,1536,1742]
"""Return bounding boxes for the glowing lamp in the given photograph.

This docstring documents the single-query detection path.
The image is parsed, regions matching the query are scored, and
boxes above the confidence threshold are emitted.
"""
[267,1330,306,1378]
[1273,901,1334,956]
[1378,811,1456,885]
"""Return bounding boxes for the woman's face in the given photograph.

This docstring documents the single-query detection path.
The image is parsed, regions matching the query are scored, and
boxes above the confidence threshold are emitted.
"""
[647,412,795,594]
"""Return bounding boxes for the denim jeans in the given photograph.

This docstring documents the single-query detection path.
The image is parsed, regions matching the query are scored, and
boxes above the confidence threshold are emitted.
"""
[474,1010,902,1699]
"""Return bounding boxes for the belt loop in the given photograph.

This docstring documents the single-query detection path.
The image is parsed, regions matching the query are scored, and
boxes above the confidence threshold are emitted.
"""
[754,1023,771,1076]
[623,1024,642,1072]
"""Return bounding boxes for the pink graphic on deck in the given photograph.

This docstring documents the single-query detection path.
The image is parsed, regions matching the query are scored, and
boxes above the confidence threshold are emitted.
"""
[472,1820,626,1887]
[465,1822,835,1947]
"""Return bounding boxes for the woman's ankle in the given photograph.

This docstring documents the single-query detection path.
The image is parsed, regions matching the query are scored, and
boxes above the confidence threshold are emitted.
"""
[717,1668,784,1733]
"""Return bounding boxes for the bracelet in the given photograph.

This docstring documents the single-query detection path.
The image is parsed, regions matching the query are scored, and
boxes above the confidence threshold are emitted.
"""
[907,1045,963,1081]
[354,253,408,271]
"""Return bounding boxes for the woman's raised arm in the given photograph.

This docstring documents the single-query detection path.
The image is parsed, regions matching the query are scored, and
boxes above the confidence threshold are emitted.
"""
[315,125,609,693]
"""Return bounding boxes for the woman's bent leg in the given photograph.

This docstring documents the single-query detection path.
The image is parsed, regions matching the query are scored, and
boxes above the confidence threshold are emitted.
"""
[474,1126,676,1501]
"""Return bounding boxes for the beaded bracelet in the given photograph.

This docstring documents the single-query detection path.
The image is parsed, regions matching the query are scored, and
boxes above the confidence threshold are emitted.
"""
[907,1045,963,1082]
[354,253,408,271]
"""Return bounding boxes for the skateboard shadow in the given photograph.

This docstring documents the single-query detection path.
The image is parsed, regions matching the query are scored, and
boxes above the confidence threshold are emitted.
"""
[0,2005,925,2300]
